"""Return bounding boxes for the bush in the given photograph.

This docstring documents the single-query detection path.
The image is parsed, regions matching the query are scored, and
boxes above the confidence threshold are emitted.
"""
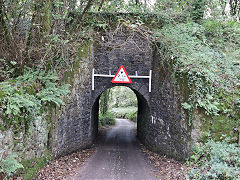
[156,22,240,139]
[188,140,240,179]
[109,86,137,108]
[110,107,137,119]
[99,112,115,126]
[127,110,137,122]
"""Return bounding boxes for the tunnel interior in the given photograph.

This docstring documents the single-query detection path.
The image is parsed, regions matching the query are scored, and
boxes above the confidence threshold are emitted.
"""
[91,86,151,143]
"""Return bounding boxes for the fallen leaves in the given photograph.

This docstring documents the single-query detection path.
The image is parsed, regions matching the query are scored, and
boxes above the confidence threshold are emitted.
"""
[36,148,96,180]
[140,144,188,180]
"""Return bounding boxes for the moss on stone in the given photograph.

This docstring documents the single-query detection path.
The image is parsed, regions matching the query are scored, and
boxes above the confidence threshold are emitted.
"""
[0,122,5,131]
[212,115,238,141]
[175,72,190,103]
[62,41,92,86]
[18,153,52,180]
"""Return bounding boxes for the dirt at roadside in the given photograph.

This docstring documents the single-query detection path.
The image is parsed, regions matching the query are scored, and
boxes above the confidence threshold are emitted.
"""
[140,144,188,180]
[36,148,96,180]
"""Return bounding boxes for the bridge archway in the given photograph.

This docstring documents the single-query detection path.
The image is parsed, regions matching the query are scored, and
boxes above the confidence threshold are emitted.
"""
[91,85,151,144]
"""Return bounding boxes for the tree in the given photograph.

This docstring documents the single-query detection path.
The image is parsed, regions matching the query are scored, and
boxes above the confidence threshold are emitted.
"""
[191,0,207,22]
[229,0,240,16]
[100,89,110,115]
[0,0,11,46]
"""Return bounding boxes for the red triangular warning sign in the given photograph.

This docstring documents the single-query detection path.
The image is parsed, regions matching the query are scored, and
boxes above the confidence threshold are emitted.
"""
[112,65,132,84]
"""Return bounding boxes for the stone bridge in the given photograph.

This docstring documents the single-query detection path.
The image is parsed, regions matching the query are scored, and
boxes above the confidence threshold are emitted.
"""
[52,23,191,161]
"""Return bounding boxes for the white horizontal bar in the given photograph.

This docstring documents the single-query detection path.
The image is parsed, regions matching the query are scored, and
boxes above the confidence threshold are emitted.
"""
[94,74,114,77]
[129,75,150,79]
[94,74,150,79]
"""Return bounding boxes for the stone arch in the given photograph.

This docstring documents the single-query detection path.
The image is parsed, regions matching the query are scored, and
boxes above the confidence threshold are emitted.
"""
[90,84,151,144]
[53,30,191,161]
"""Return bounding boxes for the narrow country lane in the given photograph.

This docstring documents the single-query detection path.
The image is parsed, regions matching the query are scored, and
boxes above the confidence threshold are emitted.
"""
[66,119,160,180]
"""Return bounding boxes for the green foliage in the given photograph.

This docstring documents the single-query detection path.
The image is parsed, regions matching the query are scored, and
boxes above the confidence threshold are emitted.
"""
[0,69,70,128]
[182,102,192,110]
[19,155,52,180]
[0,154,24,177]
[190,0,207,22]
[99,89,110,115]
[110,107,137,119]
[99,111,115,126]
[188,140,240,179]
[211,116,240,142]
[100,86,137,124]
[127,110,137,122]
[155,22,240,130]
[0,59,16,81]
[90,0,152,14]
[202,19,240,62]
[109,86,137,109]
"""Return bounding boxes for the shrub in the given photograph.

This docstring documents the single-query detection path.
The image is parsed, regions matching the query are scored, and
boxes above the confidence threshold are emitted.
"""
[109,86,137,109]
[110,107,137,119]
[155,22,240,139]
[127,110,137,122]
[99,112,115,126]
[188,140,240,179]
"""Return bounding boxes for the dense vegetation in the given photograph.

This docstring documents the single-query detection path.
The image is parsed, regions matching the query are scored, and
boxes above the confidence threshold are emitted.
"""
[99,86,137,126]
[157,21,239,140]
[0,0,239,179]
[188,140,240,179]
[109,86,137,122]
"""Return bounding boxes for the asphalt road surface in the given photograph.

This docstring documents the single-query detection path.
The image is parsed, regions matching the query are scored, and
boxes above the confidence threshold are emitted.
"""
[67,119,159,180]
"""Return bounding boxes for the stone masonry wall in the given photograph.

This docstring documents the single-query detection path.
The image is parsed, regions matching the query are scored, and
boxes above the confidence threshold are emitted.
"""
[148,50,191,160]
[0,42,95,160]
[0,115,50,160]
[52,42,94,157]
[89,31,191,160]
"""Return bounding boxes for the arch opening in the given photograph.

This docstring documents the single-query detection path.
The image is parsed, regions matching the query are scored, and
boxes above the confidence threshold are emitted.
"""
[90,86,151,144]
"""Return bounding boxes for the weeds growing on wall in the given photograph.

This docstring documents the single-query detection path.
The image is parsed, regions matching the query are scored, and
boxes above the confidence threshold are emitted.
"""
[19,154,52,180]
[0,69,70,129]
[153,21,240,140]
